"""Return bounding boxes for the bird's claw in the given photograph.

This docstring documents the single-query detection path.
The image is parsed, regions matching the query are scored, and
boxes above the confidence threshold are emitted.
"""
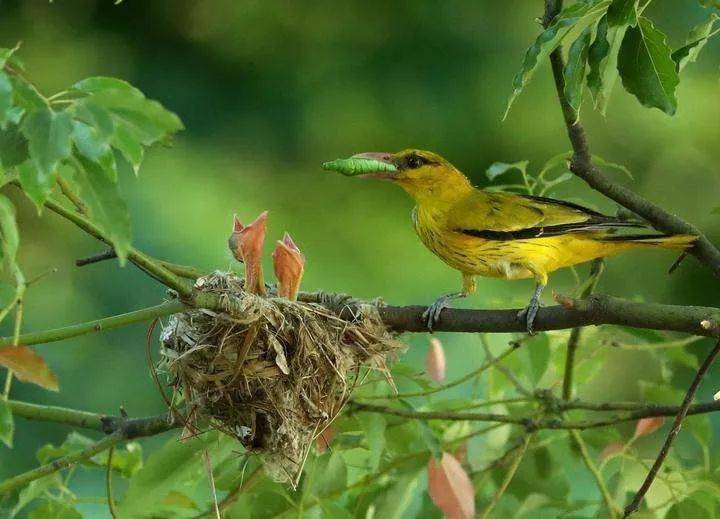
[517,299,541,335]
[422,296,451,332]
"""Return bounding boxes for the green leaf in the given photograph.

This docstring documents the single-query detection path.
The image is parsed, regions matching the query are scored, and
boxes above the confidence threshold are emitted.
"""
[72,76,183,174]
[672,13,720,72]
[397,400,442,459]
[523,334,550,385]
[486,160,528,181]
[374,472,422,519]
[0,399,13,447]
[592,154,633,178]
[118,433,217,518]
[0,194,19,266]
[19,107,73,207]
[28,501,82,519]
[504,0,611,119]
[360,413,386,470]
[71,120,117,181]
[0,123,29,169]
[72,155,131,263]
[309,451,347,497]
[37,431,143,477]
[10,77,47,111]
[12,474,63,516]
[563,27,593,122]
[618,17,679,115]
[587,1,637,114]
[0,45,20,69]
[0,71,12,128]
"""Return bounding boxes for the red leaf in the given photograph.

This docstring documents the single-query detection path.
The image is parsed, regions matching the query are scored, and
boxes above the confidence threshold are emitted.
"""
[0,345,58,391]
[316,426,335,453]
[600,442,624,460]
[634,417,664,438]
[272,232,305,301]
[426,338,446,383]
[428,452,475,519]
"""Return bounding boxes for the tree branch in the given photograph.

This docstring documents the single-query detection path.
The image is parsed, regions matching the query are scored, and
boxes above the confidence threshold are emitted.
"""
[0,432,123,496]
[623,339,720,517]
[543,1,720,277]
[0,300,187,348]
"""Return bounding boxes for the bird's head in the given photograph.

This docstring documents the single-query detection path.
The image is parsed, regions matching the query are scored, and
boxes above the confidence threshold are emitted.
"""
[351,149,472,203]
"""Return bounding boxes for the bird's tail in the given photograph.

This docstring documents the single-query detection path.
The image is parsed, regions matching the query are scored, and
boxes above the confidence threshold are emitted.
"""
[600,233,697,250]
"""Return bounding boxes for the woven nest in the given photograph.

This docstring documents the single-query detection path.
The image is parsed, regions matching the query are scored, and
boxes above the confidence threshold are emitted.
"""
[159,272,404,484]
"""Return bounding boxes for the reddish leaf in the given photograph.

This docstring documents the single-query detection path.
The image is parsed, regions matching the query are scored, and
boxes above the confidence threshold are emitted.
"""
[0,345,58,391]
[272,232,305,301]
[227,211,268,295]
[428,452,475,519]
[426,338,446,383]
[634,417,664,438]
[600,442,624,460]
[316,426,335,453]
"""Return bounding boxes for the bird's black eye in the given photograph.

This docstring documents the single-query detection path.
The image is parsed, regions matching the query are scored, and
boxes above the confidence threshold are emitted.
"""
[406,154,425,169]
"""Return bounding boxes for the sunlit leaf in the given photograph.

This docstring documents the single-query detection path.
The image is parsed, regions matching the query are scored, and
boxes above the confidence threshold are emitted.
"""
[71,155,131,263]
[592,154,633,179]
[427,452,475,519]
[71,120,117,181]
[426,338,446,384]
[504,0,611,118]
[618,17,679,115]
[0,345,58,391]
[563,26,592,122]
[672,13,720,72]
[0,398,13,447]
[19,106,73,207]
[634,416,664,438]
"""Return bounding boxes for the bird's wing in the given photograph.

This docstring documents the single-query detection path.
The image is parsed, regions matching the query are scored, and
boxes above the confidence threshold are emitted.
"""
[448,191,648,239]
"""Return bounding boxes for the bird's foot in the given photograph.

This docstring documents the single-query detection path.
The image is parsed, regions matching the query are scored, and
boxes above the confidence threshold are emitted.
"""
[517,301,540,335]
[422,292,463,332]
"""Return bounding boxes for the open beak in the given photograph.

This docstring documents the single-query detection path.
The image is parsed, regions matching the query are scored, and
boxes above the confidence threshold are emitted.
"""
[351,152,398,179]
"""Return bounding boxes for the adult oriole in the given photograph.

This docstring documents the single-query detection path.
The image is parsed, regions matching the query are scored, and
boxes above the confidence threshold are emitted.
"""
[340,149,696,332]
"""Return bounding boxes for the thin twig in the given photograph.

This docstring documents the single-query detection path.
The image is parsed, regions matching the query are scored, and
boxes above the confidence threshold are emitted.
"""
[479,433,533,518]
[106,446,119,519]
[562,259,603,400]
[0,432,123,495]
[481,336,532,397]
[363,345,518,399]
[623,339,720,517]
[570,429,620,517]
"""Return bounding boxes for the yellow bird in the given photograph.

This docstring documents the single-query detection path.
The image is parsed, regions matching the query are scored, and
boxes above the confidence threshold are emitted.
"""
[349,149,697,332]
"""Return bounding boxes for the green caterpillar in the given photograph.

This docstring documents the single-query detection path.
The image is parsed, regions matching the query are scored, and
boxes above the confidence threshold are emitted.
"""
[322,158,397,176]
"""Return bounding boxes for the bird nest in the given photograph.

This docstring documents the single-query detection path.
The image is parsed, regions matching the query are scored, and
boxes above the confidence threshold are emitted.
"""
[159,272,404,484]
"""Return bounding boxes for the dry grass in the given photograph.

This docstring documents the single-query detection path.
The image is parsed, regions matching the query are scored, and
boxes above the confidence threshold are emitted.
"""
[160,272,404,484]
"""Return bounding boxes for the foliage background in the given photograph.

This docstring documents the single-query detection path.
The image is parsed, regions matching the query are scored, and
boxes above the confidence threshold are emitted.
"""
[1,0,719,516]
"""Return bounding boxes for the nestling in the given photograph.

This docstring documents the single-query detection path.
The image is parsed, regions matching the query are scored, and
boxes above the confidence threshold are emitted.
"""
[333,150,697,333]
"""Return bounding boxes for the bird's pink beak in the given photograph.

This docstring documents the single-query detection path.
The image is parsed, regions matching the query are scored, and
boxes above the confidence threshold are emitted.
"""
[351,152,398,179]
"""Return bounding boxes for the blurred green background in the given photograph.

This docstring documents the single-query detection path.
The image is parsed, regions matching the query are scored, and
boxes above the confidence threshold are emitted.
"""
[1,0,719,515]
